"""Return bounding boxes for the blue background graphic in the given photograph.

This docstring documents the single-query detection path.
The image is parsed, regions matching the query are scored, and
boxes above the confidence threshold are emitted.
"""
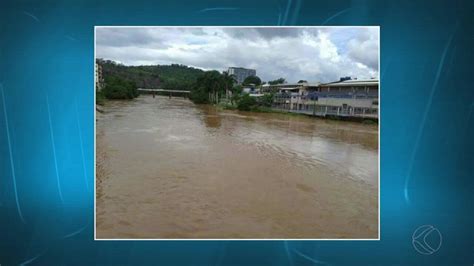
[1,0,473,265]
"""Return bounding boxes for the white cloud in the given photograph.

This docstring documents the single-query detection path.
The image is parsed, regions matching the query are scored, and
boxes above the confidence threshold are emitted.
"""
[96,27,379,83]
[346,27,379,70]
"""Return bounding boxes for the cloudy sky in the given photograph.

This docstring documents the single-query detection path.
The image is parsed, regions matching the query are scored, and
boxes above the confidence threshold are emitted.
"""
[96,27,379,83]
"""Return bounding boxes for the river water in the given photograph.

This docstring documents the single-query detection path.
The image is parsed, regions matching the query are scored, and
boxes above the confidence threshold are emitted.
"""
[96,95,378,239]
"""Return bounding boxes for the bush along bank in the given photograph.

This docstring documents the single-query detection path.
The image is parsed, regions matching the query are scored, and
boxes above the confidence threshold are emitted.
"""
[96,76,139,106]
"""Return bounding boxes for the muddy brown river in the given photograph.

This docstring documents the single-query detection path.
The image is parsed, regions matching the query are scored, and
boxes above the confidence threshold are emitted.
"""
[96,95,378,239]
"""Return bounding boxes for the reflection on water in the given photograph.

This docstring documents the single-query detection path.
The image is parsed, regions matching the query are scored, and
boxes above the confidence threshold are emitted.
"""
[96,95,378,239]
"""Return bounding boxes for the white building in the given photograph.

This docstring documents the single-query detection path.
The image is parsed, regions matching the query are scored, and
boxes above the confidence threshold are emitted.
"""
[273,79,379,119]
[227,67,256,84]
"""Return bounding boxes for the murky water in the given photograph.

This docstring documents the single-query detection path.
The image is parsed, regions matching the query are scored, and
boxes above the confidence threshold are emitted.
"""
[96,95,378,239]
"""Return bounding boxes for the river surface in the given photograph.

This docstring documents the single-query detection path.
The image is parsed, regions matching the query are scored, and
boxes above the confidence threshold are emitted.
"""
[96,95,378,239]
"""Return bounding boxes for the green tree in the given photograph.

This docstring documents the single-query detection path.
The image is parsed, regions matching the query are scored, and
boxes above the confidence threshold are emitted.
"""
[230,93,241,106]
[189,70,225,104]
[102,76,138,99]
[237,94,257,111]
[242,75,262,86]
[229,84,243,105]
[222,72,236,99]
[268,78,286,85]
[258,93,274,107]
[232,84,243,94]
[99,59,204,90]
[297,80,307,83]
[189,86,209,104]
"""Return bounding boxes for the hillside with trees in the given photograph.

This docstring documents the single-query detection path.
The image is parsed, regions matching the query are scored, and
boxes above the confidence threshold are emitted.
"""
[96,59,276,111]
[97,59,205,90]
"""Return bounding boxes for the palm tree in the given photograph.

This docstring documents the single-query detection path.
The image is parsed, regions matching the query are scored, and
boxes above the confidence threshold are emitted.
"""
[222,72,236,100]
[204,71,224,104]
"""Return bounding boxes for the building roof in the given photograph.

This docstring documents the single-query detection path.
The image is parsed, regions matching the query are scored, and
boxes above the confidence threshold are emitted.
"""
[262,82,320,88]
[261,79,377,89]
[320,79,378,87]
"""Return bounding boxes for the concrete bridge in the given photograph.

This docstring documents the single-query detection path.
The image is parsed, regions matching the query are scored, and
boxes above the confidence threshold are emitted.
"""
[137,88,190,98]
[137,88,190,94]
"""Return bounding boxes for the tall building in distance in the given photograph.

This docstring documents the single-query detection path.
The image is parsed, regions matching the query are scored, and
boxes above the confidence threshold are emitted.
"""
[227,67,256,84]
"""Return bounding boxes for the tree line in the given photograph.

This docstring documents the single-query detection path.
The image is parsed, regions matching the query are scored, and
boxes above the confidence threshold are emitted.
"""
[96,59,288,111]
[98,59,204,90]
[97,59,205,102]
[188,71,279,111]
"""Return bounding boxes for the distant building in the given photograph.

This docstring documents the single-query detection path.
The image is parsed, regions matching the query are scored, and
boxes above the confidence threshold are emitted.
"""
[242,84,261,95]
[227,67,256,84]
[261,82,320,93]
[271,78,379,119]
[95,61,104,91]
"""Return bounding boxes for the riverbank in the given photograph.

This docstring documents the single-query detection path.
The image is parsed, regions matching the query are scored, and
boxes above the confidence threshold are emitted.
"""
[217,101,378,124]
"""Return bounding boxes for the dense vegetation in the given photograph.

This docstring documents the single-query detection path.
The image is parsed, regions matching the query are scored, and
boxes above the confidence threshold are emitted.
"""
[188,70,275,111]
[96,59,275,111]
[102,76,138,99]
[242,75,262,86]
[268,78,286,85]
[96,76,139,104]
[98,59,204,90]
[236,94,257,111]
[189,71,235,104]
